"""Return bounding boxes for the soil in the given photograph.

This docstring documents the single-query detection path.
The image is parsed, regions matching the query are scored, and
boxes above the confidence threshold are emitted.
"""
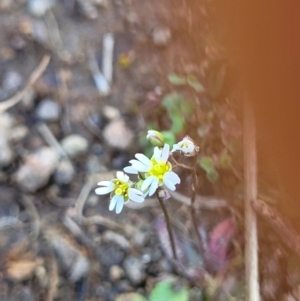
[0,1,291,301]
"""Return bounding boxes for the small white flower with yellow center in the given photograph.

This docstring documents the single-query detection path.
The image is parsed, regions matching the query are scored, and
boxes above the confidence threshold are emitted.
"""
[124,144,180,196]
[95,171,144,214]
[171,136,199,157]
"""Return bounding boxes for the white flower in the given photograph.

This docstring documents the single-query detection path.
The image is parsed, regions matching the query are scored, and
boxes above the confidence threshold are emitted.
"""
[171,136,199,157]
[124,144,180,196]
[95,171,144,214]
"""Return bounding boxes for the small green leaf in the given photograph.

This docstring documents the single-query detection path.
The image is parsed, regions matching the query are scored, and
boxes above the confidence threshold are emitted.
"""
[207,169,219,183]
[161,131,176,146]
[115,293,148,301]
[168,73,187,85]
[170,114,184,134]
[219,151,232,168]
[162,93,185,112]
[149,279,189,301]
[187,75,204,92]
[199,156,214,173]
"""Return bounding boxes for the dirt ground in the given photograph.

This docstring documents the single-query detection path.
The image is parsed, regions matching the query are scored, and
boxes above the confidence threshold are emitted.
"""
[0,0,295,301]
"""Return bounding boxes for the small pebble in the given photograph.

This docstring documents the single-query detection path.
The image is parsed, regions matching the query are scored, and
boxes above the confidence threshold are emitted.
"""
[86,155,107,173]
[123,256,145,285]
[15,147,58,192]
[2,70,23,93]
[103,119,134,150]
[54,159,75,185]
[102,105,121,120]
[109,265,124,282]
[35,98,61,122]
[61,134,88,158]
[0,113,15,130]
[133,231,148,248]
[9,125,29,143]
[152,26,171,47]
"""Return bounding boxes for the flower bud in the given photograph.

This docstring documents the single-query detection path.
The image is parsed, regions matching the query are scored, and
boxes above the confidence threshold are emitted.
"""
[146,130,165,147]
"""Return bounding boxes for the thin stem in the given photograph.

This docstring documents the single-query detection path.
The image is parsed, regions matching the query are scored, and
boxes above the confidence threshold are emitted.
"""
[190,155,205,256]
[156,188,177,261]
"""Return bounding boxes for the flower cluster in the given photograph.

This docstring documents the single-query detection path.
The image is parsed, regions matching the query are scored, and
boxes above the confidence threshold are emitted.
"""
[95,130,198,213]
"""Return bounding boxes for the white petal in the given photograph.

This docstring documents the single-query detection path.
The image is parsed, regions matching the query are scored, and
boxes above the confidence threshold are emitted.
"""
[95,184,115,195]
[141,176,155,191]
[130,160,149,172]
[116,171,129,182]
[153,146,161,162]
[109,194,120,211]
[135,153,151,166]
[96,181,113,187]
[163,177,176,191]
[171,144,180,152]
[161,144,170,162]
[148,177,159,196]
[128,188,145,203]
[124,166,138,174]
[116,197,124,214]
[164,171,180,184]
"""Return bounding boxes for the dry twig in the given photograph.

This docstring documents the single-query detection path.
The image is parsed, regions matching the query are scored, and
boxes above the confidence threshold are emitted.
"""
[75,175,125,232]
[244,100,260,301]
[0,55,51,113]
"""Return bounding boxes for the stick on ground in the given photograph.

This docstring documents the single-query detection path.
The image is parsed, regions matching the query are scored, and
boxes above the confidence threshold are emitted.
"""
[244,99,260,301]
[0,55,50,113]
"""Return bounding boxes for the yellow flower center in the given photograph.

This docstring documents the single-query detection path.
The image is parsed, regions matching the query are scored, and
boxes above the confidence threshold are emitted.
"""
[182,141,190,148]
[148,158,171,182]
[113,180,129,200]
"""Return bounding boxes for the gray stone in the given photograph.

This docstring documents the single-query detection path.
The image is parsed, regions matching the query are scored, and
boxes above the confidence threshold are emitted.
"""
[0,113,15,131]
[123,256,145,285]
[2,70,23,93]
[54,159,75,185]
[60,134,88,158]
[15,147,58,192]
[109,265,124,282]
[86,155,107,173]
[9,125,29,142]
[35,98,61,122]
[103,119,134,150]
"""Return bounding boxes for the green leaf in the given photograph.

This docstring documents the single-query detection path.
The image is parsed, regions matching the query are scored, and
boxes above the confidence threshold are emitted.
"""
[161,131,176,146]
[219,151,232,168]
[162,93,185,113]
[207,169,219,183]
[180,100,193,115]
[149,279,189,301]
[168,73,187,85]
[199,156,214,173]
[115,293,148,301]
[187,75,204,92]
[170,114,184,134]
